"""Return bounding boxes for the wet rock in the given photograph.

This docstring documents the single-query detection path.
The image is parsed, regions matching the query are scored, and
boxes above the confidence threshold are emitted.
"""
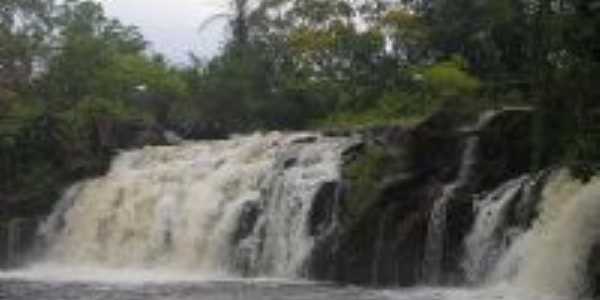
[283,158,298,169]
[94,118,167,150]
[233,201,262,243]
[309,108,540,286]
[0,224,7,268]
[477,109,537,190]
[165,121,229,140]
[341,141,366,165]
[589,244,600,297]
[308,181,342,237]
[322,129,353,138]
[291,135,318,144]
[0,218,40,269]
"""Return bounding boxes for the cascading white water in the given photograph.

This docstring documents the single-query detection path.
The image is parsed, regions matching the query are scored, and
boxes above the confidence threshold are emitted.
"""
[462,175,529,283]
[244,135,353,277]
[494,171,600,297]
[463,170,600,298]
[37,132,354,278]
[422,111,499,283]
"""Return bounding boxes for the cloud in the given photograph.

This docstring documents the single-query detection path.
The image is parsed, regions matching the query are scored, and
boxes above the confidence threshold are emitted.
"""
[99,0,230,64]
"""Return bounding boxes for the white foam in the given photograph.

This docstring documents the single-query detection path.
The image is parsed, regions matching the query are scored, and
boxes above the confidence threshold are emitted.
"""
[0,263,322,286]
[380,284,578,300]
[34,132,353,279]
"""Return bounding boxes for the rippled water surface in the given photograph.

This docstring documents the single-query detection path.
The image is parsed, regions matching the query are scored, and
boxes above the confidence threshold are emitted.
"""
[1,279,389,300]
[0,267,574,300]
[0,278,572,300]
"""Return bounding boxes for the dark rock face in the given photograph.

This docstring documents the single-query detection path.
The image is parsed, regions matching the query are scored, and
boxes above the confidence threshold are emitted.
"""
[164,121,229,140]
[308,108,538,286]
[310,176,439,286]
[233,201,263,244]
[291,135,318,144]
[230,200,264,276]
[0,225,7,268]
[0,218,40,269]
[477,110,538,190]
[94,118,167,150]
[589,245,600,297]
[308,181,344,237]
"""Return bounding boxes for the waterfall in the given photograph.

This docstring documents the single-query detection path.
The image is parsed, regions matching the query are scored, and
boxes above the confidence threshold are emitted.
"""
[37,132,355,278]
[463,170,600,297]
[497,171,600,296]
[422,111,499,283]
[461,175,529,283]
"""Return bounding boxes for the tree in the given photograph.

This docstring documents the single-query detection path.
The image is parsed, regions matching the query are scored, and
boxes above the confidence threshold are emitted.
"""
[379,8,429,64]
[421,57,481,97]
[0,0,54,91]
[42,0,147,106]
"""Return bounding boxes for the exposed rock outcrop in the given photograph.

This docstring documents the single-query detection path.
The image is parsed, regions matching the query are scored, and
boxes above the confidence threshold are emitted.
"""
[309,108,539,286]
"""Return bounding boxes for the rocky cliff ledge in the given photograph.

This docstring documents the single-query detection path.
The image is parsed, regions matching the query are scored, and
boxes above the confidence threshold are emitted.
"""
[309,107,543,286]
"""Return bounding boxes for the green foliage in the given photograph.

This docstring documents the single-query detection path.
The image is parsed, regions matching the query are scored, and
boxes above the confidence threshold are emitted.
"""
[0,0,163,219]
[41,0,147,104]
[318,91,433,129]
[0,0,54,90]
[93,54,190,123]
[421,58,481,97]
[61,96,149,127]
[205,0,600,173]
[343,146,388,221]
[380,9,430,62]
[0,97,44,138]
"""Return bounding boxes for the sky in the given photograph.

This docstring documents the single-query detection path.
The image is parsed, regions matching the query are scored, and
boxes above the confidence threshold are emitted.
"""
[99,0,231,64]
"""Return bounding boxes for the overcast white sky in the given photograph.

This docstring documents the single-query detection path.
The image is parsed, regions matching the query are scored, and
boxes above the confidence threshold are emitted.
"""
[99,0,231,64]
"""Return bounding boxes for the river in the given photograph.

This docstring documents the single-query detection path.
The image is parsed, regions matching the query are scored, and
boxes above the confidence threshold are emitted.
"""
[0,267,573,300]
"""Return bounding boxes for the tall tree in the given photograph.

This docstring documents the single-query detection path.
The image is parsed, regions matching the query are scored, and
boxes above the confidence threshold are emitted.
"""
[0,0,54,91]
[42,0,146,105]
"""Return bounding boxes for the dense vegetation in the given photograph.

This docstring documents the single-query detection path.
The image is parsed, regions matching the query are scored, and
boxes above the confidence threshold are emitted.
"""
[1,0,599,217]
